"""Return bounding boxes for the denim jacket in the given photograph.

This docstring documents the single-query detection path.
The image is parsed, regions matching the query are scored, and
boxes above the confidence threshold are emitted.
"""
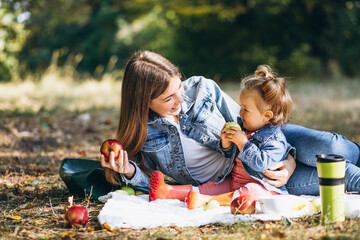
[119,76,241,189]
[221,119,295,194]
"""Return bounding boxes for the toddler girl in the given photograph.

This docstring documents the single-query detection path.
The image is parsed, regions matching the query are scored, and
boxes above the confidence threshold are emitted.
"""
[187,65,296,209]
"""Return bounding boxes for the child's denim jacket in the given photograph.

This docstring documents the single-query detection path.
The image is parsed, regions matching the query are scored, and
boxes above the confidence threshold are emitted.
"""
[118,76,241,189]
[222,119,295,194]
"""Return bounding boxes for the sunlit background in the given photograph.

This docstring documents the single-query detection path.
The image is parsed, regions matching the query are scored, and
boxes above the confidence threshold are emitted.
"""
[1,1,360,140]
[1,0,360,82]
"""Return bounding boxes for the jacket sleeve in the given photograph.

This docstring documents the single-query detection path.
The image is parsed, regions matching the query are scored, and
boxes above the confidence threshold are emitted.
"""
[118,153,157,190]
[219,141,238,159]
[210,78,241,160]
[189,76,241,159]
[201,76,241,123]
[239,139,288,172]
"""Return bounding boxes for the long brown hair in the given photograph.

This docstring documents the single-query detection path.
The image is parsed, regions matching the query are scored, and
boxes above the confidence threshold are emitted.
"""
[105,51,181,185]
[241,65,292,126]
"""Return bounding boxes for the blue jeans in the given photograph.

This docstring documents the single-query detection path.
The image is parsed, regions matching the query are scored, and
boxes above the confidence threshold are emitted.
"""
[282,124,360,195]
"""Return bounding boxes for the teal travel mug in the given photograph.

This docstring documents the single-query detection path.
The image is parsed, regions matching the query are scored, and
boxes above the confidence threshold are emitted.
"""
[316,154,345,223]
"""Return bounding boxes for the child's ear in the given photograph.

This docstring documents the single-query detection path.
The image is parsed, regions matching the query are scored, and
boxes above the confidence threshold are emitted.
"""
[264,110,273,121]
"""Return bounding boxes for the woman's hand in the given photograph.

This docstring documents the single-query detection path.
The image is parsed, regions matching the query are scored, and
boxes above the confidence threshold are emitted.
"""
[100,150,135,179]
[261,154,296,187]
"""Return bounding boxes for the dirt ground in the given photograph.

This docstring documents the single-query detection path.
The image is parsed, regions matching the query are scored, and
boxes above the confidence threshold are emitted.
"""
[0,110,121,239]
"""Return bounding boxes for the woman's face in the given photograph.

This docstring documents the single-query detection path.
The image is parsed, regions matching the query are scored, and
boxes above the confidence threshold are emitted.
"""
[149,76,184,117]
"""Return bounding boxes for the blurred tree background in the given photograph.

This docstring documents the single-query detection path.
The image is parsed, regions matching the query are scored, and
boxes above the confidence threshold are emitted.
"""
[0,0,359,82]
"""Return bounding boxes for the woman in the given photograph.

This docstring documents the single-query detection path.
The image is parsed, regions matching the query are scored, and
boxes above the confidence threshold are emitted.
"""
[100,51,360,200]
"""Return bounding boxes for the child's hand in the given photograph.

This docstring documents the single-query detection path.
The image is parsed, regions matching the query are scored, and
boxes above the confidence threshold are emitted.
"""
[221,123,232,149]
[223,124,248,151]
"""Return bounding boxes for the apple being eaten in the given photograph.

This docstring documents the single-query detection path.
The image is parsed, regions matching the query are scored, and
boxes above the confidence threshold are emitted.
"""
[225,122,242,132]
[230,195,256,215]
[100,139,123,161]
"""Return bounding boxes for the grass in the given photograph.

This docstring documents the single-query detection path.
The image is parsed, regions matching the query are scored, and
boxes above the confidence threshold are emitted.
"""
[1,70,360,239]
[0,70,122,115]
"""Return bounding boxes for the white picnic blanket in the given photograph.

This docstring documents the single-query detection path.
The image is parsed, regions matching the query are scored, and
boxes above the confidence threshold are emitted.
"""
[97,192,360,230]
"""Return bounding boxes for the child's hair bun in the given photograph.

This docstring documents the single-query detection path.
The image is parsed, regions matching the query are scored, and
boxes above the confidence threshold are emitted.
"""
[254,65,275,80]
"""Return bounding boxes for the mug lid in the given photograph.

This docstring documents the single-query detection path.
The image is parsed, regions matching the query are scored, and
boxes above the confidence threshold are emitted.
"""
[316,154,345,163]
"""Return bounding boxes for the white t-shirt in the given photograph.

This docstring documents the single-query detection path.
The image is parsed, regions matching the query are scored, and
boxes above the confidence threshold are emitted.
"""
[175,124,231,183]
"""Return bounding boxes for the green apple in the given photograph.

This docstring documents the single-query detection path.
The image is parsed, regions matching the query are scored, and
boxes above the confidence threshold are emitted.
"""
[309,198,321,212]
[225,122,242,131]
[203,200,220,211]
[121,186,135,195]
[115,189,130,195]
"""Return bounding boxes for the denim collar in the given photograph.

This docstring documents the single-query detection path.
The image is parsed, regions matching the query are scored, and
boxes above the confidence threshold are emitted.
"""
[180,94,195,114]
[238,117,280,143]
[252,125,281,142]
[148,110,162,124]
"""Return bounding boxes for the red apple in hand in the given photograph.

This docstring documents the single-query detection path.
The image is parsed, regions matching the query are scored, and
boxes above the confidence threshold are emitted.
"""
[100,139,123,161]
[230,195,256,215]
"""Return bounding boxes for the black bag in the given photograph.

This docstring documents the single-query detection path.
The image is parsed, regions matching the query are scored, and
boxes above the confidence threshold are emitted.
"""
[59,158,149,200]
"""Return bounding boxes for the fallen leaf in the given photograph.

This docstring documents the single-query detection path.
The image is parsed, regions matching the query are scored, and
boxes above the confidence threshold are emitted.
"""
[50,218,60,223]
[102,222,116,232]
[264,222,272,230]
[8,216,22,220]
[271,228,286,239]
[86,226,95,232]
[28,233,45,239]
[20,202,34,209]
[68,196,74,207]
[61,230,76,238]
[7,192,16,198]
[33,219,47,225]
